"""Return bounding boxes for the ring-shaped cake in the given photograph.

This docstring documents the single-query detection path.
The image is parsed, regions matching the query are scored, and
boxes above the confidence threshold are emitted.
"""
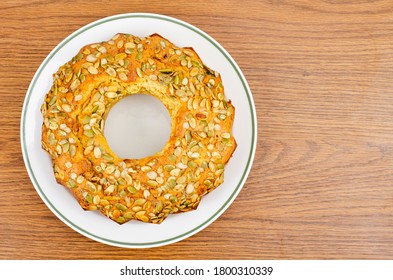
[41,33,236,224]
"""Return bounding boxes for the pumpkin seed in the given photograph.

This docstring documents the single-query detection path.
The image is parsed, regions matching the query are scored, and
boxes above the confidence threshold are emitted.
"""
[88,66,98,74]
[83,129,94,137]
[147,180,158,188]
[147,171,157,180]
[115,203,127,211]
[135,211,148,222]
[186,183,194,194]
[67,179,76,188]
[118,72,128,81]
[93,147,101,158]
[105,67,116,77]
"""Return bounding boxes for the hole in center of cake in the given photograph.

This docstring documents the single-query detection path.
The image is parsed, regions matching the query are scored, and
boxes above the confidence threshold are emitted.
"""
[104,94,172,159]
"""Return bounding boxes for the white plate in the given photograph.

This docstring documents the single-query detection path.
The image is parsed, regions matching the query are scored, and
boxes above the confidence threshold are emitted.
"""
[21,13,257,248]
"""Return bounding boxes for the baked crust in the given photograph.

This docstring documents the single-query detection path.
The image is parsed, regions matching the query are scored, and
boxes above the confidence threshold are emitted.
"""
[41,33,236,224]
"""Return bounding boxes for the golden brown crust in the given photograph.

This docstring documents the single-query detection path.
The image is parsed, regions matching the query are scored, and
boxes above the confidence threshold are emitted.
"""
[41,33,236,224]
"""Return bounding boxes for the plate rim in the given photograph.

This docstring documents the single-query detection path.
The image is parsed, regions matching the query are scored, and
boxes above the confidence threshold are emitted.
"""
[20,12,257,248]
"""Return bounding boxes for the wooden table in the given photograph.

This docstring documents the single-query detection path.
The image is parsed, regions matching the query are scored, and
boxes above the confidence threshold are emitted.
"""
[2,0,393,260]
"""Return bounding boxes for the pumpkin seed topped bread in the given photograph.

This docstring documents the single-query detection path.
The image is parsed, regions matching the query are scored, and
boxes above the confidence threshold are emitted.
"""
[41,33,236,224]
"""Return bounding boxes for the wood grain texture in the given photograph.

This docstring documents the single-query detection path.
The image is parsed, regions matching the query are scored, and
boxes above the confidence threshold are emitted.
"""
[1,0,393,259]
